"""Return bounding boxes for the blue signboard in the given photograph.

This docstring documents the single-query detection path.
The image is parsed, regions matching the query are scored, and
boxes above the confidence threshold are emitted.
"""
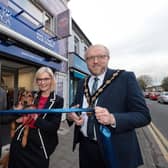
[0,2,58,53]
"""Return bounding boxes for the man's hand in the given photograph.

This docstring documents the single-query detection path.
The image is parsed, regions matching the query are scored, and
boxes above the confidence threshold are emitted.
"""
[67,104,84,126]
[67,112,84,126]
[95,106,115,126]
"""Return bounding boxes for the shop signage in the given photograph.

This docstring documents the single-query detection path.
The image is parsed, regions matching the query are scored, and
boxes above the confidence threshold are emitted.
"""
[0,2,58,53]
[0,4,11,26]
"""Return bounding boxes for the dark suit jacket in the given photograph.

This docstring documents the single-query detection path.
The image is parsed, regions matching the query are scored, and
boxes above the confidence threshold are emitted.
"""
[72,68,151,168]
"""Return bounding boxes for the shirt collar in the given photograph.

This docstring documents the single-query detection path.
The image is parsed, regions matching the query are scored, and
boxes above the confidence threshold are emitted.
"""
[90,69,107,83]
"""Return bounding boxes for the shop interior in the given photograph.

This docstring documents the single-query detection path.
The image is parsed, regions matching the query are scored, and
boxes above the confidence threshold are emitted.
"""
[0,58,37,109]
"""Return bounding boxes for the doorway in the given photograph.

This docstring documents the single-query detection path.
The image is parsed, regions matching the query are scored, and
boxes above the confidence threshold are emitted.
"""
[0,58,36,109]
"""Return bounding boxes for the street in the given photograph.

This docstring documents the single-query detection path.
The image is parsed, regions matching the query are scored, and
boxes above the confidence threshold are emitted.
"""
[146,99,168,140]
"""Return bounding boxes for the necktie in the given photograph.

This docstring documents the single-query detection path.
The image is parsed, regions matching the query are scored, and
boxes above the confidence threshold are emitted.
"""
[87,77,99,140]
[91,77,99,95]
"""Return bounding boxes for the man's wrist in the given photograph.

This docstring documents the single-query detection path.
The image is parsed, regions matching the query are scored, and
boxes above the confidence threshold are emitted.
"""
[110,114,116,128]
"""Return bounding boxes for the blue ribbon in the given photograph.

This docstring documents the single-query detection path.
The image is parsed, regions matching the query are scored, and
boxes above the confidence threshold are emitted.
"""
[100,125,118,168]
[0,108,94,114]
[0,108,117,167]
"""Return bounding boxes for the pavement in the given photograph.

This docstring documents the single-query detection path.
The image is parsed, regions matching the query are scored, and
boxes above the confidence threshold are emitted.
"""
[49,121,168,168]
[0,121,167,168]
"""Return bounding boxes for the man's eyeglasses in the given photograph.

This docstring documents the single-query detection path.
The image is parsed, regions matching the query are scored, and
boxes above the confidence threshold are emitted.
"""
[36,78,51,83]
[86,55,108,61]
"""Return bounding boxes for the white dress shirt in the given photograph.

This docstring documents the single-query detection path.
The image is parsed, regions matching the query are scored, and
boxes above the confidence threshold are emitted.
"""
[80,70,106,137]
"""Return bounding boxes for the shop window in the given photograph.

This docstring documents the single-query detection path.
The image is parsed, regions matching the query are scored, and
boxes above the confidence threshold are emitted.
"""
[43,12,53,35]
[84,46,87,52]
[9,0,54,34]
[74,36,80,55]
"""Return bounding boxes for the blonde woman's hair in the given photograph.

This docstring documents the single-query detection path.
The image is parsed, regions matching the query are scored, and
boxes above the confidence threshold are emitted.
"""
[33,67,56,92]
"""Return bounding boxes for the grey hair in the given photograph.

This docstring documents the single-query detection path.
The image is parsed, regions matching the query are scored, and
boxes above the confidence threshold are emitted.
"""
[84,44,110,58]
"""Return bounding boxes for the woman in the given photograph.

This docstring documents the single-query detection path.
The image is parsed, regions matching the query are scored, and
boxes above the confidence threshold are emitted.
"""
[8,67,64,168]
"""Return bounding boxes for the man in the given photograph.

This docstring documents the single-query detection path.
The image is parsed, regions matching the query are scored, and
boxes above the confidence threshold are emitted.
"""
[0,86,7,157]
[68,44,151,168]
[0,87,17,167]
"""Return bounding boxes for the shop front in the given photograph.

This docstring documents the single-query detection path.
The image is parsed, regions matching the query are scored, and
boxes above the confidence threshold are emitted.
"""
[0,0,70,158]
[0,1,68,108]
[69,52,89,104]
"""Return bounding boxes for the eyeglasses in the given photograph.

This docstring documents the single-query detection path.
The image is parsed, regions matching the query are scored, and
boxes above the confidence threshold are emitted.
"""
[36,78,51,83]
[86,55,108,61]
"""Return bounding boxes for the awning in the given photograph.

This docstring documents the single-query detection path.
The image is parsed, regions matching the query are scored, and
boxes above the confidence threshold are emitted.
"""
[72,70,87,79]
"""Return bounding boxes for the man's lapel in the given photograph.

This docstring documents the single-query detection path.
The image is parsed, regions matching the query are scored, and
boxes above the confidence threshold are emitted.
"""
[103,68,115,82]
[97,69,115,105]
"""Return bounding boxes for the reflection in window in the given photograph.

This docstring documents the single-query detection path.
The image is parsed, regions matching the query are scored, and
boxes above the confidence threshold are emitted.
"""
[43,12,53,35]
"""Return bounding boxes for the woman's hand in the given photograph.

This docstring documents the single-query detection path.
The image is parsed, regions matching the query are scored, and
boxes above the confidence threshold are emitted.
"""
[13,101,23,110]
[16,114,38,124]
